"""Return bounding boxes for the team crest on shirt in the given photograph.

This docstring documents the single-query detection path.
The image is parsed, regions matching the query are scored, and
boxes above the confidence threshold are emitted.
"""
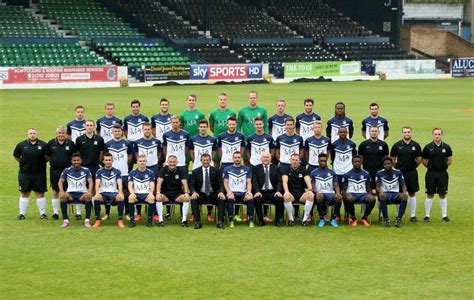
[379,146,383,150]
[392,174,395,179]
[207,140,210,144]
[312,117,316,121]
[195,115,199,119]
[442,149,446,153]
[138,118,142,122]
[81,171,85,176]
[112,172,115,176]
[65,146,70,150]
[175,175,179,179]
[152,141,155,145]
[94,141,98,145]
[180,135,183,139]
[235,137,238,141]
[112,121,116,124]
[122,143,126,147]
[347,145,350,149]
[38,146,42,150]
[343,121,346,125]
[263,138,266,142]
[257,113,261,116]
[412,146,416,151]
[378,120,381,124]
[293,139,297,143]
[145,175,149,179]
[360,175,364,180]
[298,174,303,178]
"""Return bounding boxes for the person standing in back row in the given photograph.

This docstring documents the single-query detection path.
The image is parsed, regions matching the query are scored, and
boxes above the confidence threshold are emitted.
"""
[390,126,422,222]
[327,102,354,144]
[422,128,453,222]
[13,128,49,220]
[361,102,389,141]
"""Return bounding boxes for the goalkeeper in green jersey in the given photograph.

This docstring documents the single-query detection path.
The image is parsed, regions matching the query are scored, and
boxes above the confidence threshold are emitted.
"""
[180,94,206,138]
[237,91,268,138]
[209,93,236,138]
[209,92,236,169]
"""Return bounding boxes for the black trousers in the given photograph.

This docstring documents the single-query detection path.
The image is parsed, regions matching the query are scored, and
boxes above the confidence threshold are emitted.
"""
[254,190,284,223]
[191,192,218,222]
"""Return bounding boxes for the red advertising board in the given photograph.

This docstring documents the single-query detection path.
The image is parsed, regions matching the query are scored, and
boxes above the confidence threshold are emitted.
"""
[2,66,118,84]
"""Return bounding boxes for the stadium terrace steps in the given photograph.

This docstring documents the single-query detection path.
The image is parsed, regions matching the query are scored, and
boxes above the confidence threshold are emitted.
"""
[94,39,193,67]
[98,0,202,39]
[162,0,296,43]
[97,0,244,64]
[37,0,145,41]
[0,5,60,38]
[0,39,107,67]
[263,0,372,42]
[324,42,416,61]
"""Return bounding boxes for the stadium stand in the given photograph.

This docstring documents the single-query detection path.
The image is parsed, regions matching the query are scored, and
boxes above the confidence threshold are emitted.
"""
[174,39,244,64]
[264,0,371,43]
[37,0,145,40]
[1,39,107,67]
[163,0,296,43]
[325,42,416,61]
[94,39,193,67]
[0,5,59,38]
[98,0,247,64]
[99,0,200,39]
[233,40,341,78]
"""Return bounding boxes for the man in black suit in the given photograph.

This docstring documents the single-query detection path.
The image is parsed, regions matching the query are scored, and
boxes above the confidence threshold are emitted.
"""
[190,153,225,229]
[252,151,284,227]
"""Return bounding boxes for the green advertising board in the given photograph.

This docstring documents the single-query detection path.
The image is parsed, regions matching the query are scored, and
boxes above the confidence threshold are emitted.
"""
[284,61,361,78]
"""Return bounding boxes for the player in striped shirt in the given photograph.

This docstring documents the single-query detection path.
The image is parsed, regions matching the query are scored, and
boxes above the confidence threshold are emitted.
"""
[342,155,375,227]
[96,101,122,144]
[67,105,86,143]
[361,103,389,141]
[104,124,134,220]
[268,99,292,141]
[304,120,331,175]
[123,99,149,143]
[222,151,255,228]
[326,102,354,143]
[376,157,408,228]
[275,117,303,173]
[209,93,236,170]
[151,98,172,143]
[127,155,156,228]
[296,98,321,143]
[311,153,343,228]
[58,153,93,228]
[93,153,125,228]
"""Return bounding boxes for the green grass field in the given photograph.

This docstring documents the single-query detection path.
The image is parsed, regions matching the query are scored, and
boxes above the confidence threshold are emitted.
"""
[0,79,473,298]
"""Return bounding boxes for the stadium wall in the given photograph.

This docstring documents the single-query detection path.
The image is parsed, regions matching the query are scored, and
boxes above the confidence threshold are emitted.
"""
[401,25,474,57]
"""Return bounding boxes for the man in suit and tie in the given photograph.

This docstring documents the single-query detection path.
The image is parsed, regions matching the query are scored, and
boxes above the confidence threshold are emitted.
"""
[252,152,284,227]
[190,153,226,229]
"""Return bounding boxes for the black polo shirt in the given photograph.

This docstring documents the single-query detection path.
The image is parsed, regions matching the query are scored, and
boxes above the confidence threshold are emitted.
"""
[75,134,104,167]
[390,139,422,172]
[47,138,76,170]
[158,166,187,193]
[422,141,452,171]
[13,139,48,174]
[358,138,389,173]
[284,165,308,193]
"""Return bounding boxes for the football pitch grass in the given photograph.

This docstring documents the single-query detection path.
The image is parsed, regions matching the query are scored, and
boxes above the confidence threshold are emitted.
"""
[0,79,473,298]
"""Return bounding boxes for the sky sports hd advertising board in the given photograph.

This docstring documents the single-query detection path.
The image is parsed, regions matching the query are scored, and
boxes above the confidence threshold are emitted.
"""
[284,61,361,79]
[190,64,263,80]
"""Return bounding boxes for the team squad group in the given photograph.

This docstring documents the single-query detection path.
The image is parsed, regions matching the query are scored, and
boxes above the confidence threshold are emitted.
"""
[13,91,453,229]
